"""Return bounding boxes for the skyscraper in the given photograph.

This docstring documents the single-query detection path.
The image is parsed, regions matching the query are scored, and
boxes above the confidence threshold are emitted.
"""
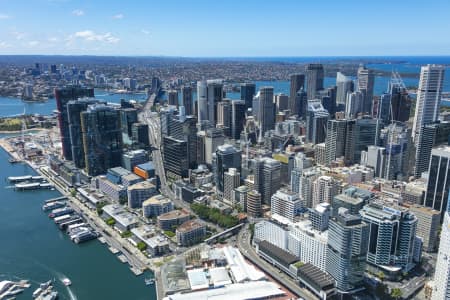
[325,119,349,165]
[312,175,339,208]
[54,86,95,160]
[336,72,354,109]
[80,104,123,176]
[271,189,302,221]
[207,80,223,124]
[289,73,305,114]
[345,91,364,119]
[275,93,289,113]
[167,90,178,106]
[432,202,450,299]
[216,100,232,137]
[120,108,138,140]
[258,86,275,136]
[67,98,103,168]
[240,82,256,110]
[223,168,241,204]
[253,157,281,205]
[412,65,445,142]
[231,100,246,140]
[414,122,450,178]
[214,144,242,199]
[181,85,193,115]
[162,136,189,179]
[389,82,411,122]
[356,65,375,115]
[295,88,308,119]
[197,80,208,123]
[306,64,324,100]
[326,208,369,293]
[360,202,418,274]
[306,101,329,144]
[424,146,450,219]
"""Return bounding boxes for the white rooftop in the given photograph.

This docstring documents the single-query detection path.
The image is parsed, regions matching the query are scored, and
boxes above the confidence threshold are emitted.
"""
[163,281,285,300]
[187,269,209,290]
[209,267,232,288]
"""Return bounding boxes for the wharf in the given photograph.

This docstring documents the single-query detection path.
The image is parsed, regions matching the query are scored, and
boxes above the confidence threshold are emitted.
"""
[109,247,120,254]
[130,267,144,276]
[44,196,68,203]
[98,236,106,244]
[118,254,128,263]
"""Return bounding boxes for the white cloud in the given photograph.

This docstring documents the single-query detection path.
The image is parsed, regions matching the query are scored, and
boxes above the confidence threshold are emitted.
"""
[112,13,124,19]
[141,29,150,35]
[72,9,84,16]
[11,30,26,40]
[0,41,11,48]
[67,30,120,44]
[0,14,11,20]
[28,41,39,47]
[48,37,59,42]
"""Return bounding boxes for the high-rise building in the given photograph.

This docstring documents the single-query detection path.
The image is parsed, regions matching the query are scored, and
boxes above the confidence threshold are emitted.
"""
[331,187,374,217]
[207,80,223,124]
[275,93,289,113]
[231,100,246,140]
[240,82,256,110]
[325,119,349,165]
[389,82,411,122]
[67,98,102,168]
[289,73,305,114]
[360,145,386,178]
[356,65,375,114]
[336,72,354,109]
[271,189,302,222]
[214,144,242,198]
[253,157,281,205]
[360,202,418,274]
[414,122,450,178]
[412,65,445,142]
[300,168,321,208]
[326,208,369,293]
[309,203,331,232]
[424,146,450,219]
[122,149,148,172]
[80,104,123,176]
[431,203,450,299]
[295,88,308,119]
[345,91,364,119]
[306,101,329,144]
[54,86,95,160]
[162,136,189,179]
[197,80,208,123]
[321,86,337,117]
[306,64,324,100]
[216,100,232,137]
[377,93,391,124]
[409,205,440,252]
[120,108,138,140]
[167,90,179,106]
[247,190,262,218]
[204,128,225,165]
[258,86,275,135]
[223,168,241,204]
[348,117,382,164]
[181,85,193,115]
[312,175,339,208]
[131,123,150,148]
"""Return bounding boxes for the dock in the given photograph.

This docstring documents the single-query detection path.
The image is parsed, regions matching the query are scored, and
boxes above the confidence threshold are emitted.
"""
[109,247,120,254]
[118,254,128,263]
[130,267,144,276]
[98,236,106,244]
[45,196,68,203]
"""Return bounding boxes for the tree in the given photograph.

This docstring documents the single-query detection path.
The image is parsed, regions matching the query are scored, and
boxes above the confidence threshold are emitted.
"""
[377,271,385,281]
[390,288,402,300]
[137,241,147,251]
[106,217,116,226]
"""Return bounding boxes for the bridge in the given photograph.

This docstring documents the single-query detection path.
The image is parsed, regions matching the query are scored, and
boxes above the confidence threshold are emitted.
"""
[204,223,245,244]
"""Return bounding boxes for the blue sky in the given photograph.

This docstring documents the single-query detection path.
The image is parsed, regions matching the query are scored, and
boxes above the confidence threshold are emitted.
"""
[0,0,449,56]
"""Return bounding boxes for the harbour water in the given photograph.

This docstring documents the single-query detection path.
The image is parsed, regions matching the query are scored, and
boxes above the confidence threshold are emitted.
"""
[0,143,156,299]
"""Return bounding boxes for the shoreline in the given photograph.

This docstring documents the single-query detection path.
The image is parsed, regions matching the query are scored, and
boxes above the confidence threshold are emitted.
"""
[0,136,162,299]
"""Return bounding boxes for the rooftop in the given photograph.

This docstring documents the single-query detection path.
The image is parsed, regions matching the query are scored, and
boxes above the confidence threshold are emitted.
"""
[176,220,204,233]
[158,209,190,221]
[127,180,156,191]
[258,240,298,267]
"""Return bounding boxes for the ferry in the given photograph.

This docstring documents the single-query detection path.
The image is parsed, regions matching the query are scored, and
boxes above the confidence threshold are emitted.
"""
[42,201,66,211]
[7,175,32,183]
[48,207,74,218]
[62,278,71,286]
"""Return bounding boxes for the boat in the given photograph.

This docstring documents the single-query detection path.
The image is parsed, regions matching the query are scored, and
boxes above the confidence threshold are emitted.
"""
[8,158,20,164]
[39,279,53,290]
[144,278,155,285]
[32,287,43,298]
[38,290,58,300]
[62,278,71,286]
